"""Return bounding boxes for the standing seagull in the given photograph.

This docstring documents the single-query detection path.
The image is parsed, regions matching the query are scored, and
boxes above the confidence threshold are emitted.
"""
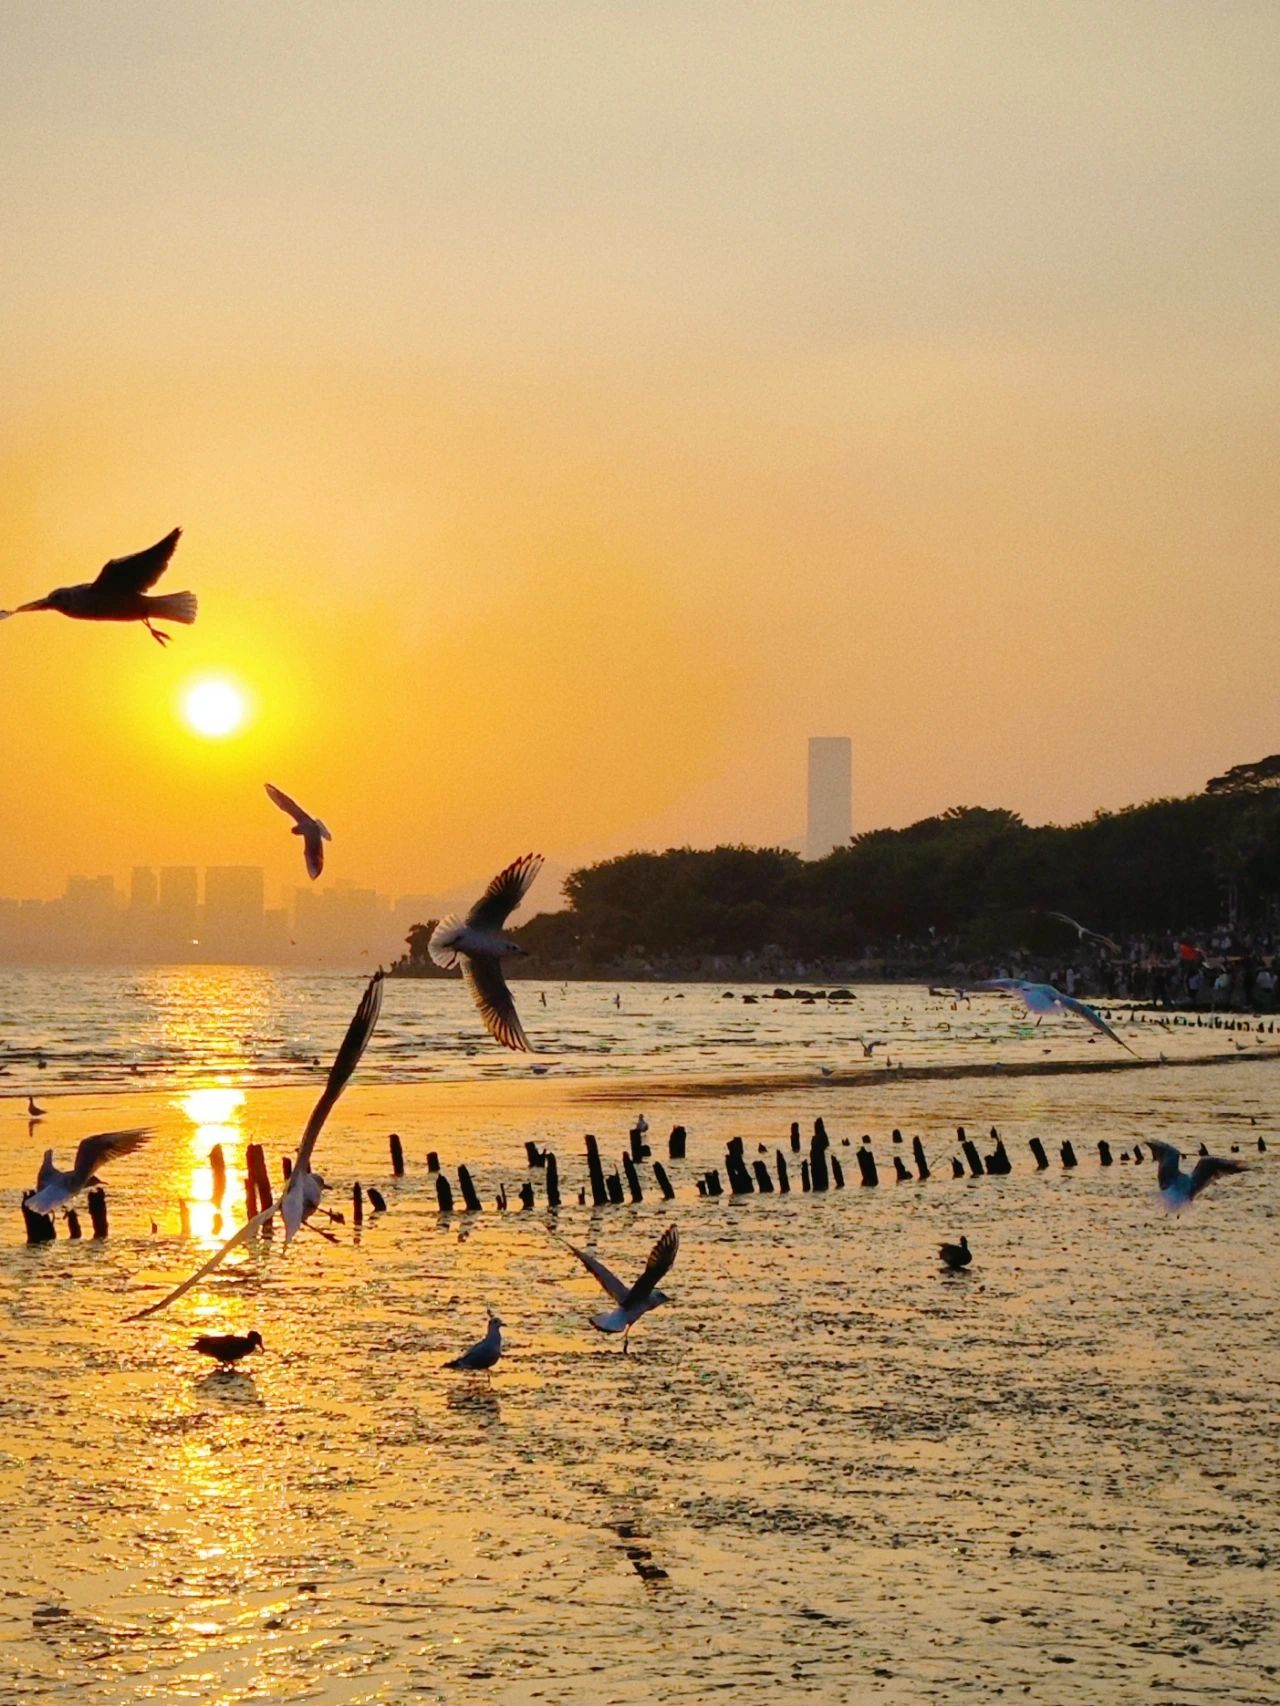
[1148,1140,1246,1212]
[443,1312,504,1379]
[939,1234,972,1271]
[558,1225,679,1352]
[430,853,543,1051]
[1,528,196,646]
[265,783,331,880]
[1043,911,1122,955]
[26,1128,151,1214]
[982,979,1136,1055]
[192,1330,264,1368]
[126,972,383,1320]
[27,1096,45,1119]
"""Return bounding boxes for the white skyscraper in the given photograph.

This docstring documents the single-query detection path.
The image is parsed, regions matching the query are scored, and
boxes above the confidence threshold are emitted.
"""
[805,737,853,859]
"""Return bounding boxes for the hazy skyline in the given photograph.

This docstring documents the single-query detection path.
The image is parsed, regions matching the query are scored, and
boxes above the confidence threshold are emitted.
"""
[2,3,1277,901]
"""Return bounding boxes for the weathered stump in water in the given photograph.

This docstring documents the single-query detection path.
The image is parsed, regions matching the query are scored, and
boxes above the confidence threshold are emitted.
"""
[368,1186,386,1213]
[801,1159,811,1191]
[22,1193,56,1243]
[1097,1140,1113,1166]
[519,1181,534,1211]
[247,1144,273,1210]
[585,1135,608,1207]
[856,1146,878,1187]
[389,1133,405,1177]
[458,1166,482,1213]
[912,1135,930,1181]
[87,1188,108,1239]
[653,1161,675,1200]
[775,1152,790,1193]
[629,1124,650,1162]
[809,1139,829,1192]
[66,1208,82,1239]
[606,1172,625,1205]
[525,1141,545,1168]
[1060,1140,1078,1169]
[545,1150,561,1209]
[790,1121,802,1153]
[427,1151,440,1173]
[753,1159,774,1193]
[961,1138,984,1177]
[704,1169,724,1197]
[668,1125,687,1160]
[830,1156,845,1189]
[985,1139,1011,1176]
[1028,1136,1049,1170]
[893,1156,911,1182]
[352,1181,364,1226]
[622,1153,644,1203]
[951,1156,965,1178]
[435,1175,454,1214]
[209,1143,227,1203]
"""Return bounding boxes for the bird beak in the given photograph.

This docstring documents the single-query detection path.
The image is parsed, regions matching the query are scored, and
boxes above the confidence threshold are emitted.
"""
[12,598,52,613]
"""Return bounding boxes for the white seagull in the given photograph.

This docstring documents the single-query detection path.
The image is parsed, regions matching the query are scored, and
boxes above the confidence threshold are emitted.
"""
[856,1038,884,1058]
[982,979,1136,1055]
[559,1225,679,1352]
[27,1128,151,1214]
[126,972,383,1320]
[1044,911,1122,956]
[1148,1140,1246,1212]
[430,853,543,1051]
[265,783,331,880]
[443,1312,504,1378]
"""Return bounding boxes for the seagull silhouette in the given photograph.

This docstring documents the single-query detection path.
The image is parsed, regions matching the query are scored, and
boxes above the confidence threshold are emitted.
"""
[1148,1140,1246,1211]
[126,972,383,1320]
[443,1312,504,1379]
[982,979,1136,1054]
[558,1225,679,1352]
[264,783,331,880]
[26,1128,151,1214]
[1043,911,1122,955]
[2,529,196,646]
[430,853,543,1050]
[192,1330,264,1367]
[27,1096,45,1119]
[939,1234,972,1271]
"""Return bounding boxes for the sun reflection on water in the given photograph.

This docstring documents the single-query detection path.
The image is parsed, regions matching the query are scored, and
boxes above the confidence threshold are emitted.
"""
[175,1088,247,1247]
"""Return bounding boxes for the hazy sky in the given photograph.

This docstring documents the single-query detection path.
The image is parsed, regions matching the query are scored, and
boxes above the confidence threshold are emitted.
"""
[2,2,1277,904]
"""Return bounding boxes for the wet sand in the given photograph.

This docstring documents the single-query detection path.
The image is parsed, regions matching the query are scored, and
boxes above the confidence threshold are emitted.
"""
[1,1058,1277,1703]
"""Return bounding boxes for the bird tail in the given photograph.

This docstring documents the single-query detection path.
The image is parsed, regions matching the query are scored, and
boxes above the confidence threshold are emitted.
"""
[146,591,198,625]
[428,916,464,970]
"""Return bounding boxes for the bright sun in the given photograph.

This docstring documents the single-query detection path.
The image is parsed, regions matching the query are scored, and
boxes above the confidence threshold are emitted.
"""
[182,677,248,739]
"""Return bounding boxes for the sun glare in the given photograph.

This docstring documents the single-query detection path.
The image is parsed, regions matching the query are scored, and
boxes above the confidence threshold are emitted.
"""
[182,678,248,740]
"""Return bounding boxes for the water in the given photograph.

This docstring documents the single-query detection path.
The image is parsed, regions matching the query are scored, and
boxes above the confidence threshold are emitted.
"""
[0,975,1276,1703]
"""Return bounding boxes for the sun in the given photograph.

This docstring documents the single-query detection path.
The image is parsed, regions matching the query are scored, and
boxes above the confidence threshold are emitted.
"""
[182,677,248,739]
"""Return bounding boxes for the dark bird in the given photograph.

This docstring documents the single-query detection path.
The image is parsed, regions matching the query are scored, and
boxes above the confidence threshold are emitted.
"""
[939,1235,972,1271]
[265,783,331,880]
[429,854,543,1050]
[1148,1140,1247,1211]
[558,1225,679,1352]
[443,1312,504,1378]
[27,1096,45,1118]
[192,1330,264,1367]
[2,528,196,645]
[27,1128,151,1213]
[1043,910,1122,955]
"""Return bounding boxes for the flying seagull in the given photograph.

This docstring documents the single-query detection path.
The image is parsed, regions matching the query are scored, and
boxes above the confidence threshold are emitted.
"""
[430,853,543,1051]
[126,972,383,1320]
[939,1234,972,1271]
[1148,1140,1246,1211]
[558,1225,679,1352]
[26,1128,151,1214]
[856,1038,884,1058]
[1044,911,1122,955]
[1,528,196,646]
[192,1330,264,1367]
[443,1312,504,1379]
[264,783,331,880]
[982,979,1136,1054]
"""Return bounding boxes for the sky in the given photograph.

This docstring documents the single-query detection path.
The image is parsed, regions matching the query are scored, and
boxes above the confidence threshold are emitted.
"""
[1,2,1277,907]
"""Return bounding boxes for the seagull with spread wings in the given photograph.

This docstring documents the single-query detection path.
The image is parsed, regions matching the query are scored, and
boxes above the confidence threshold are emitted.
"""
[558,1225,679,1352]
[429,853,543,1051]
[126,972,383,1320]
[26,1128,152,1214]
[1148,1140,1246,1211]
[264,783,331,880]
[1,528,197,646]
[982,978,1136,1054]
[1044,911,1122,956]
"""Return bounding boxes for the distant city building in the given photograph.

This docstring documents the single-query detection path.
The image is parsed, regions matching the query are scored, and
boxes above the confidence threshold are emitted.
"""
[805,736,853,859]
[203,866,268,958]
[129,866,158,912]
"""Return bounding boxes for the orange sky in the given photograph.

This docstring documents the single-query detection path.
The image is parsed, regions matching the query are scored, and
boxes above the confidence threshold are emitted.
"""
[2,3,1277,905]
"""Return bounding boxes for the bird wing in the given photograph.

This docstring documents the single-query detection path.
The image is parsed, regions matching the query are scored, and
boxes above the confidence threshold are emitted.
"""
[264,782,311,826]
[1148,1139,1183,1190]
[71,1127,151,1187]
[125,1201,278,1321]
[1045,910,1084,936]
[92,528,182,595]
[622,1225,680,1310]
[302,827,325,881]
[1056,992,1136,1053]
[295,970,383,1169]
[1188,1155,1247,1198]
[35,1150,57,1188]
[465,853,544,931]
[980,978,1027,994]
[560,1238,630,1304]
[462,956,531,1051]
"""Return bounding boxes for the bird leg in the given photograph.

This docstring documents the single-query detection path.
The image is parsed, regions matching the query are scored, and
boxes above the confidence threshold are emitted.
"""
[144,620,172,647]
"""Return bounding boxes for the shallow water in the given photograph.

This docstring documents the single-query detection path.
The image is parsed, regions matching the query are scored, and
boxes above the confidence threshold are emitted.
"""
[0,983,1277,1702]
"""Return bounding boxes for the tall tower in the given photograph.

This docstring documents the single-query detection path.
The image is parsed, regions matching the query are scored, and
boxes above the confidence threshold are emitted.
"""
[805,737,853,859]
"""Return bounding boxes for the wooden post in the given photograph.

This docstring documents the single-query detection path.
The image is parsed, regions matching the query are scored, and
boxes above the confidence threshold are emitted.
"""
[352,1181,364,1225]
[389,1133,405,1177]
[21,1193,55,1244]
[458,1165,482,1212]
[247,1143,273,1210]
[961,1138,984,1177]
[753,1158,774,1192]
[985,1139,1011,1176]
[653,1161,675,1200]
[66,1208,82,1239]
[629,1123,649,1162]
[622,1153,644,1203]
[696,1178,707,1196]
[496,1184,508,1211]
[245,1171,258,1221]
[726,1139,753,1194]
[545,1150,561,1209]
[856,1146,878,1187]
[705,1169,724,1197]
[606,1172,625,1205]
[585,1135,608,1207]
[892,1127,904,1145]
[809,1138,829,1192]
[282,1155,292,1182]
[1097,1140,1113,1166]
[208,1143,226,1203]
[893,1156,911,1182]
[668,1125,687,1160]
[87,1188,108,1239]
[525,1140,545,1168]
[519,1181,535,1210]
[427,1151,440,1173]
[813,1117,828,1146]
[776,1152,790,1193]
[1060,1140,1078,1169]
[801,1158,811,1191]
[951,1156,965,1178]
[830,1156,845,1188]
[1133,1143,1144,1162]
[912,1135,930,1181]
[790,1121,802,1153]
[1028,1136,1049,1170]
[435,1175,454,1213]
[367,1186,387,1212]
